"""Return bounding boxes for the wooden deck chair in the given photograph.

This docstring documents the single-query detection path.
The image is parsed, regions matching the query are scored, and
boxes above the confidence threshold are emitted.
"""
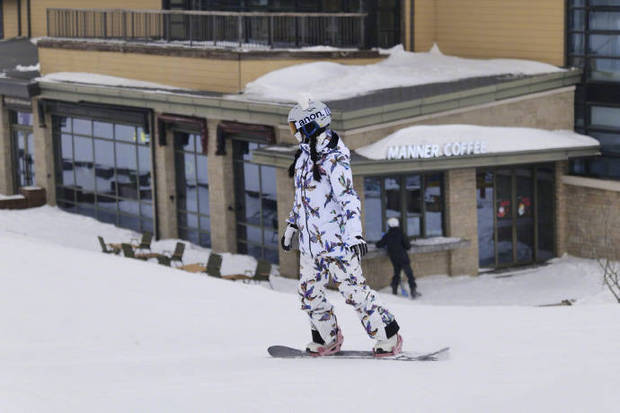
[131,232,153,252]
[121,243,148,260]
[251,259,272,288]
[205,253,223,278]
[98,236,120,254]
[226,260,272,288]
[156,255,171,266]
[168,242,185,266]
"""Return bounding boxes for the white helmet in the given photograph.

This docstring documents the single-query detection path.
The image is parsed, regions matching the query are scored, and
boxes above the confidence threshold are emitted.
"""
[288,95,331,141]
[387,217,399,228]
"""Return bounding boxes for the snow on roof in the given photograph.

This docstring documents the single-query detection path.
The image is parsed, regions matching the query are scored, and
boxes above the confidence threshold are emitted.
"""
[37,72,185,91]
[355,125,600,160]
[241,44,565,103]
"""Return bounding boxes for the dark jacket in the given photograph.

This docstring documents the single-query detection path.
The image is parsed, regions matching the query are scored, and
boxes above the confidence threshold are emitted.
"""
[376,227,411,264]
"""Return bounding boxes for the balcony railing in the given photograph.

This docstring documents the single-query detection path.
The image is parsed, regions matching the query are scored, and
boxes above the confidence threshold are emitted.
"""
[46,8,367,49]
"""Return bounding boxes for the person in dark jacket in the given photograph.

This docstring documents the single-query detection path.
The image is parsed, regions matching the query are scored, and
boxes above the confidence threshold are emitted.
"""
[376,218,418,298]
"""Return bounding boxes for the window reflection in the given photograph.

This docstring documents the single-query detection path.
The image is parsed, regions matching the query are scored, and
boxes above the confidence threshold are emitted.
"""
[54,115,153,233]
[175,132,211,248]
[363,173,444,241]
[233,139,278,263]
[10,111,36,189]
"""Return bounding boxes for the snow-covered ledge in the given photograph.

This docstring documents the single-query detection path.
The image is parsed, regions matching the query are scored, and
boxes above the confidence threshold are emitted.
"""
[365,237,470,259]
[562,175,620,193]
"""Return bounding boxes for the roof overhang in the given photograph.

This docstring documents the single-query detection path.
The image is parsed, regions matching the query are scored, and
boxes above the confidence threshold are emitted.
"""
[0,78,40,99]
[36,69,582,132]
[251,145,600,174]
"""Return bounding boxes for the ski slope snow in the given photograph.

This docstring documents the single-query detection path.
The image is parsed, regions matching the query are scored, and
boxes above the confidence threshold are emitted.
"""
[0,207,619,412]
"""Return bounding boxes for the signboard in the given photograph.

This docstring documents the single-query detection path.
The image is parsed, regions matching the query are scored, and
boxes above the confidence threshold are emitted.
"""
[386,141,488,160]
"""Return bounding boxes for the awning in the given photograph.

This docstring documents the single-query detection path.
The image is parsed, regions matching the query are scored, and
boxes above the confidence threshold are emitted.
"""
[0,38,40,99]
[251,125,601,174]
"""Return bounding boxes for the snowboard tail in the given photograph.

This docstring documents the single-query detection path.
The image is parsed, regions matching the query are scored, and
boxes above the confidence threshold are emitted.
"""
[268,345,450,361]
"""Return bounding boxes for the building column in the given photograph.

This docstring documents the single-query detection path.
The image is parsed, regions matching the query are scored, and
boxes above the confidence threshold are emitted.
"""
[554,161,568,257]
[276,167,299,279]
[0,98,15,195]
[207,120,237,254]
[154,121,178,239]
[32,99,56,205]
[445,168,479,276]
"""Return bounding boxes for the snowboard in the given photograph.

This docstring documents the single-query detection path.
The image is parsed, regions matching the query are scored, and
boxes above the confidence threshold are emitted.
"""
[268,345,449,361]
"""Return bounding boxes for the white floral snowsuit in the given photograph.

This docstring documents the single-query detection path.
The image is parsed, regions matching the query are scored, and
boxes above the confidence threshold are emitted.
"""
[288,130,397,342]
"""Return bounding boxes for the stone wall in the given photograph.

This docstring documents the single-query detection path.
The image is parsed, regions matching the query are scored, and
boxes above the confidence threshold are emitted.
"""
[0,99,14,195]
[207,124,238,254]
[564,176,620,260]
[32,101,57,206]
[444,168,479,275]
[153,123,178,240]
[342,88,575,150]
[362,250,451,289]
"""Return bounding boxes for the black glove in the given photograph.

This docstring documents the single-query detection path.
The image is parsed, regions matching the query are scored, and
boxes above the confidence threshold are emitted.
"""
[280,224,298,251]
[349,235,368,260]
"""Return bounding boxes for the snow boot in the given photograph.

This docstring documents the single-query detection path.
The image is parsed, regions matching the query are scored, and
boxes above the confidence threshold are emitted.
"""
[306,328,344,356]
[373,333,403,357]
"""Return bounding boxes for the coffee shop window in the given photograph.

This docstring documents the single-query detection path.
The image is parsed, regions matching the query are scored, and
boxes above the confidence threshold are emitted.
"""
[363,173,444,242]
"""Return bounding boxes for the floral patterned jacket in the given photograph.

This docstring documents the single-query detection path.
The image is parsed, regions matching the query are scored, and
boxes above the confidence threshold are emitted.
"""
[287,130,363,258]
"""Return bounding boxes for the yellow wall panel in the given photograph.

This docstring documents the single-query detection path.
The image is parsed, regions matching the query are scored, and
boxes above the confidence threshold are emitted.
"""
[39,48,241,93]
[2,0,20,39]
[434,0,565,66]
[414,0,437,52]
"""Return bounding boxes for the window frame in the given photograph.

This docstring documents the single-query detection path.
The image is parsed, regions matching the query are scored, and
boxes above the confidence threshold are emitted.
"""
[52,115,155,234]
[363,172,445,242]
[174,131,212,248]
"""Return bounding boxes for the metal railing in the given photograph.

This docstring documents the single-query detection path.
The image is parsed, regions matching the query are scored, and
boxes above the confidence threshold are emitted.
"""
[46,8,367,49]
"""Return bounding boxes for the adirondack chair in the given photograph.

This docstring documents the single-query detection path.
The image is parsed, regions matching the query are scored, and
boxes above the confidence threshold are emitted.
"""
[250,259,272,288]
[156,255,171,266]
[130,232,153,252]
[167,242,185,267]
[98,236,120,254]
[121,243,148,260]
[205,253,223,278]
[223,259,272,288]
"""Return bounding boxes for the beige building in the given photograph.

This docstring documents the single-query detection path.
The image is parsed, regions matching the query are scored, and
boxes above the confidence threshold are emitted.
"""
[1,1,618,289]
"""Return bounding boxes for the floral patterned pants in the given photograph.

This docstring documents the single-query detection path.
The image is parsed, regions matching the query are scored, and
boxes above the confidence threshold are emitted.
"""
[298,251,397,343]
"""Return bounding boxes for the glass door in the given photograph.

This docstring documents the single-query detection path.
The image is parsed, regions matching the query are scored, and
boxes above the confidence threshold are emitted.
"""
[495,169,514,266]
[477,166,554,269]
[232,140,279,263]
[10,111,35,191]
[175,132,211,247]
[536,167,555,262]
[476,171,495,268]
[515,168,534,264]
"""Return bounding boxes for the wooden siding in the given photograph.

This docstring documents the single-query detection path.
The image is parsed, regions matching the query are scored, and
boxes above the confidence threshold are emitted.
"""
[2,0,20,39]
[414,0,437,52]
[29,0,162,38]
[39,47,384,93]
[435,0,565,66]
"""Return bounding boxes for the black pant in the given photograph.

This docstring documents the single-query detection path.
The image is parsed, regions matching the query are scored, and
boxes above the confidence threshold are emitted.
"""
[391,260,417,294]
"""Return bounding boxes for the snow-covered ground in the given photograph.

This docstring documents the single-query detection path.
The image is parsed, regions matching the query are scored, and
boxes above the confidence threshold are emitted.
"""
[1,206,618,412]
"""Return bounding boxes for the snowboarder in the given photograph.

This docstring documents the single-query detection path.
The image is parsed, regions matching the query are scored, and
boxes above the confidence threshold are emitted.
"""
[376,217,419,298]
[281,97,402,357]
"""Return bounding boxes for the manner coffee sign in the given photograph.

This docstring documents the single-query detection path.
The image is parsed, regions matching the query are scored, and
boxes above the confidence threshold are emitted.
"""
[386,141,488,160]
